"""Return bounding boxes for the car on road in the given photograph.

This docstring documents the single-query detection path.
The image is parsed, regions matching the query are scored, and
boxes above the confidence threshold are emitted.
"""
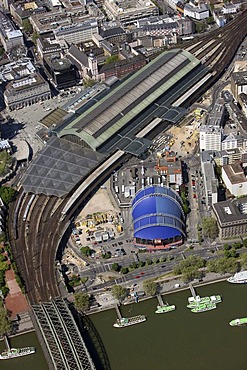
[193,194,196,198]
[135,276,140,279]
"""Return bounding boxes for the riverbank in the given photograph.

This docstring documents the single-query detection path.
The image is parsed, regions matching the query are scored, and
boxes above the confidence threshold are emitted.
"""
[88,272,231,315]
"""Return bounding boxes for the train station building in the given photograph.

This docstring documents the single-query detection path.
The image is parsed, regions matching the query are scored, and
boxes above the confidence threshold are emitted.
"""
[21,48,209,197]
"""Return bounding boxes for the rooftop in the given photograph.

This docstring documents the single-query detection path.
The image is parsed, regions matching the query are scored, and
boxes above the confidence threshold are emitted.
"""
[222,162,247,185]
[213,197,247,225]
[21,136,105,197]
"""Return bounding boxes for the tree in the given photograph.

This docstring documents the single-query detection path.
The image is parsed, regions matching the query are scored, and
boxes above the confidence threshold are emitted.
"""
[194,21,207,33]
[74,292,90,312]
[120,267,129,274]
[143,280,158,296]
[0,261,8,272]
[240,253,247,269]
[105,55,120,64]
[31,31,39,44]
[80,246,92,257]
[207,257,238,274]
[201,217,219,240]
[83,78,96,88]
[0,186,15,205]
[0,307,11,336]
[111,263,121,272]
[22,19,33,34]
[111,285,127,301]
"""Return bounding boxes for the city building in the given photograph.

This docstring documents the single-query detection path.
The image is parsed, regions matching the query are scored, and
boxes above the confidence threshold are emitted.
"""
[103,0,158,25]
[4,73,51,110]
[222,162,247,197]
[155,151,183,191]
[0,58,36,82]
[99,25,131,44]
[200,125,223,152]
[200,151,218,207]
[9,0,46,25]
[239,93,247,116]
[54,19,99,45]
[132,186,185,250]
[231,71,247,100]
[213,197,247,239]
[43,55,77,89]
[184,3,209,20]
[0,11,24,52]
[36,33,68,59]
[221,133,247,151]
[135,15,193,37]
[221,3,239,14]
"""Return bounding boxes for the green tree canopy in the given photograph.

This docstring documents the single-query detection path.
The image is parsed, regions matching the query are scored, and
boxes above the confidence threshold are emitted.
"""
[201,217,219,240]
[207,257,238,274]
[80,246,92,257]
[120,267,129,274]
[0,186,15,205]
[143,280,158,296]
[174,256,205,282]
[74,292,90,312]
[22,19,33,34]
[105,55,120,64]
[111,285,127,301]
[0,306,11,336]
[0,261,8,272]
[31,31,39,44]
[111,263,121,272]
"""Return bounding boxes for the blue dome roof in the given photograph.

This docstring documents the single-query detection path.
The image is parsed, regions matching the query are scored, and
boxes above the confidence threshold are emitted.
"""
[132,186,185,241]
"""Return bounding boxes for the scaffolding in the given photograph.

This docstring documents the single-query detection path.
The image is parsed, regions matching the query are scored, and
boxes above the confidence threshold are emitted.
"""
[32,298,95,370]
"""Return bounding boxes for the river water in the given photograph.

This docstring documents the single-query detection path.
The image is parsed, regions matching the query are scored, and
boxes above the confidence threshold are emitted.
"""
[0,331,49,370]
[87,281,247,370]
[1,281,247,370]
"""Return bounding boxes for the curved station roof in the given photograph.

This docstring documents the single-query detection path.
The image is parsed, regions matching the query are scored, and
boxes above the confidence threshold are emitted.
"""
[21,48,209,197]
[132,186,186,240]
[58,49,206,152]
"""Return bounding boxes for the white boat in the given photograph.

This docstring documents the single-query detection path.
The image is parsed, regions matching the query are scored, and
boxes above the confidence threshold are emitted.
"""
[113,315,146,328]
[227,271,247,284]
[0,347,35,360]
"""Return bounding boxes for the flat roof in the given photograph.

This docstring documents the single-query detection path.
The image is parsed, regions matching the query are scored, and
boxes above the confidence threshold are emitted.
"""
[223,162,247,184]
[213,197,247,225]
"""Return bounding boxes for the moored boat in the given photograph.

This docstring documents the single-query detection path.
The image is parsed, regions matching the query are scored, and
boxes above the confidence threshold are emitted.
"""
[227,271,247,284]
[0,347,35,360]
[191,302,217,313]
[155,304,176,314]
[187,295,221,308]
[229,318,247,326]
[113,315,146,328]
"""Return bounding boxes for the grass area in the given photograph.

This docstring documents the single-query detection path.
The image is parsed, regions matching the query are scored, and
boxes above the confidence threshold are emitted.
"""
[0,151,12,176]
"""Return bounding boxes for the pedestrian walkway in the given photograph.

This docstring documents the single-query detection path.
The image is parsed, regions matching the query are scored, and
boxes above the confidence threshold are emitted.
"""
[5,268,30,319]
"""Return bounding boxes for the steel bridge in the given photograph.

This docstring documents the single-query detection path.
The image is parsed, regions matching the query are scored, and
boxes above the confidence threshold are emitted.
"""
[32,298,95,370]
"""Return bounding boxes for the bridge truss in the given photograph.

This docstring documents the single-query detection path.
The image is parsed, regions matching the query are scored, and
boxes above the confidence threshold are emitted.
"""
[32,298,95,370]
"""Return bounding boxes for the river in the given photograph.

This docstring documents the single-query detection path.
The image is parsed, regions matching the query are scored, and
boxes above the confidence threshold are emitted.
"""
[1,281,247,370]
[86,281,247,370]
[0,331,49,370]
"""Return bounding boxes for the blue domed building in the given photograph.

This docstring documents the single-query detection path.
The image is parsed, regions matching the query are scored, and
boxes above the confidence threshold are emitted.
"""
[132,186,186,250]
